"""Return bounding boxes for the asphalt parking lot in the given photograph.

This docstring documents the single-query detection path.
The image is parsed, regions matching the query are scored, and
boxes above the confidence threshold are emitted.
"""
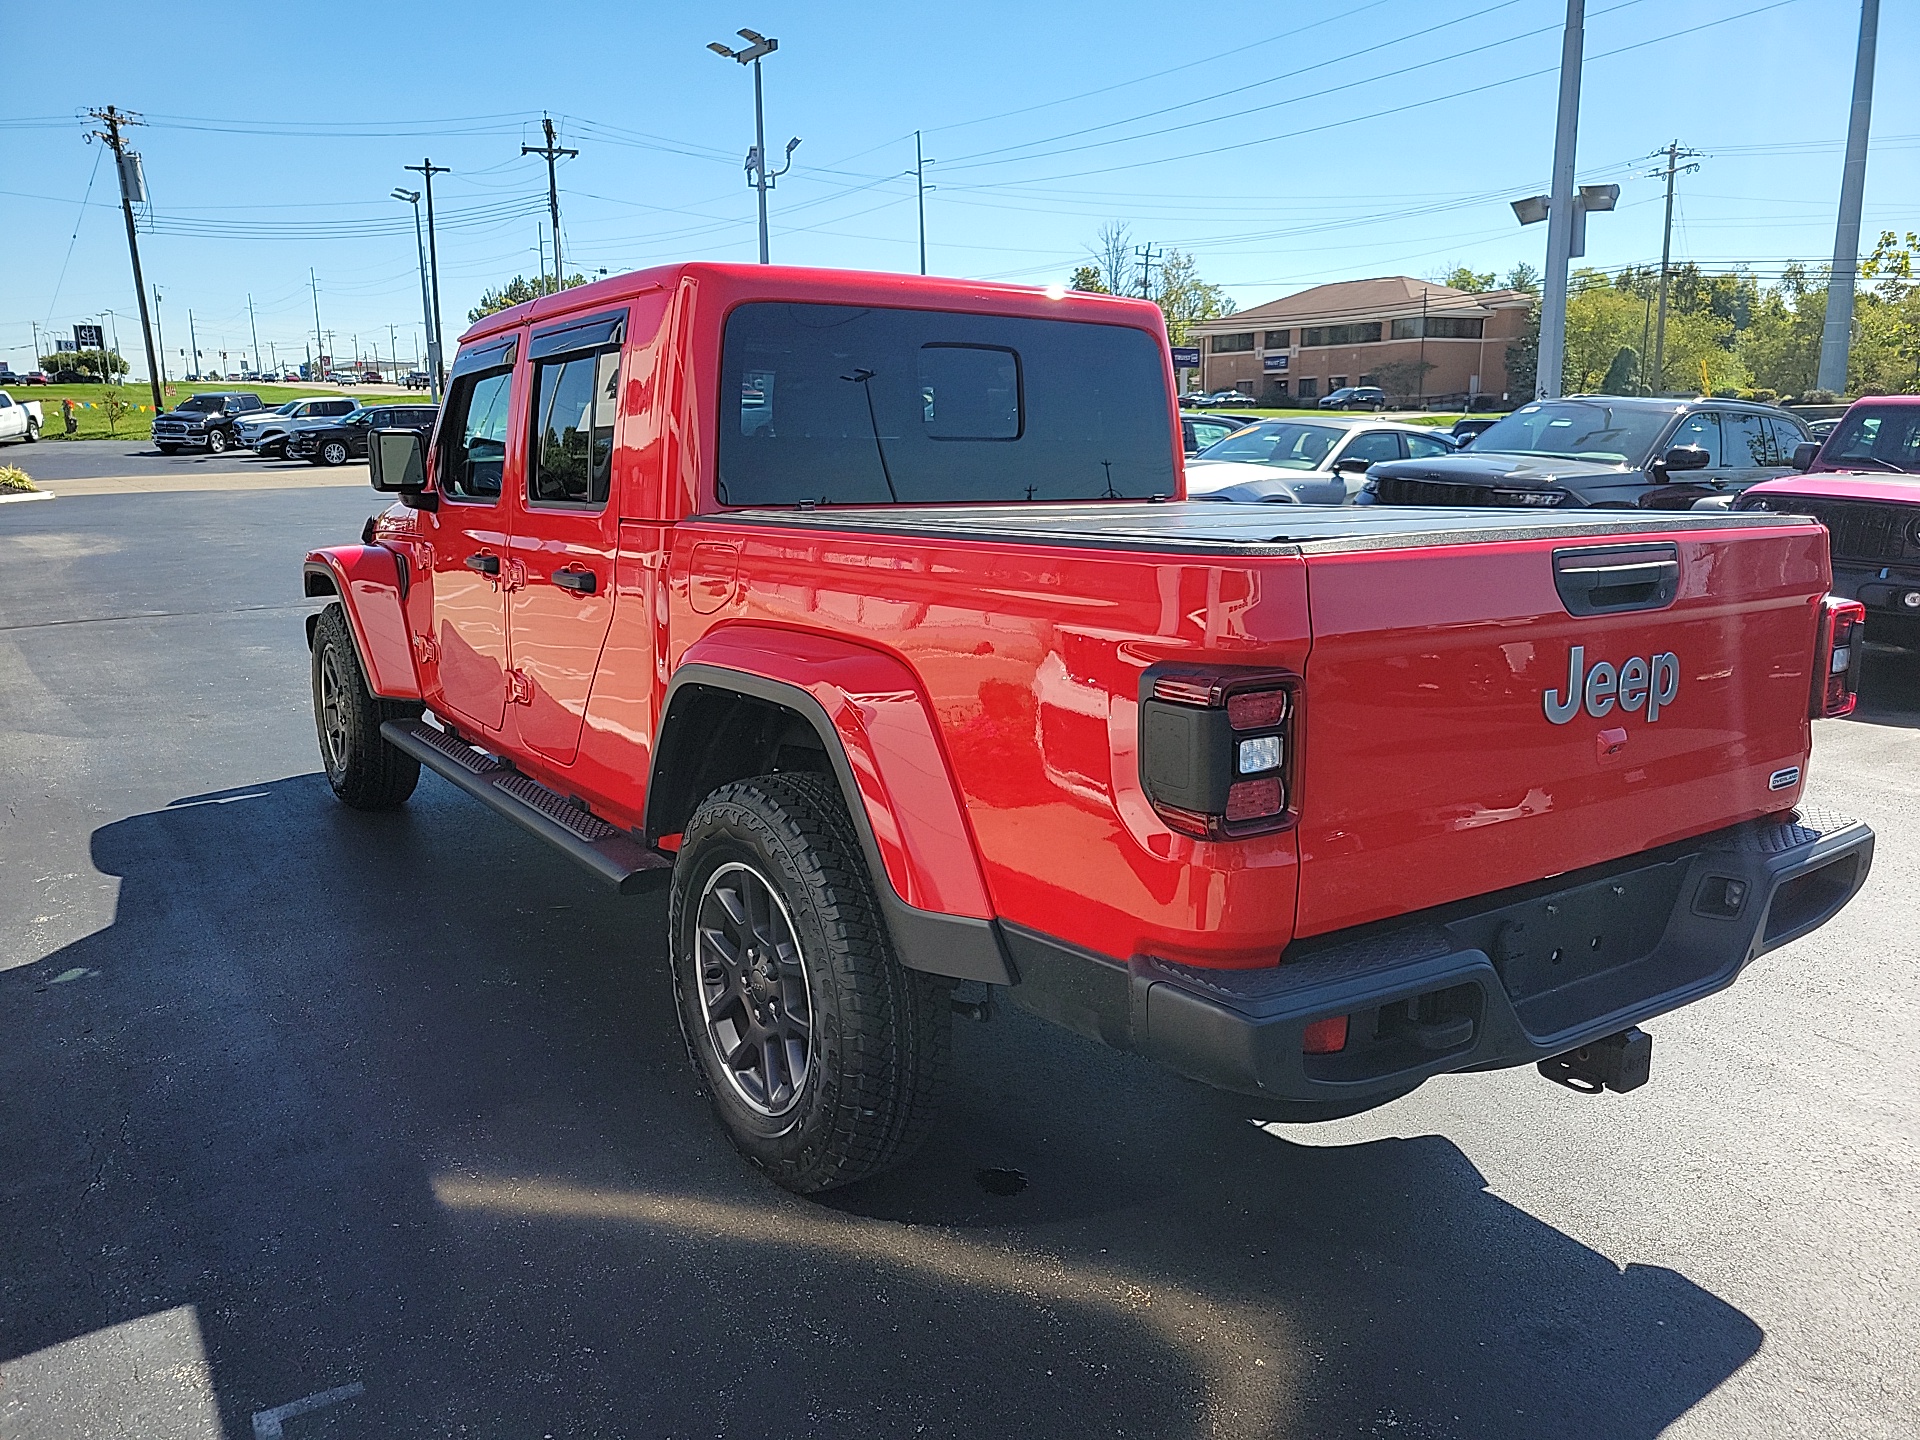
[1,479,1915,1439]
[7,438,359,484]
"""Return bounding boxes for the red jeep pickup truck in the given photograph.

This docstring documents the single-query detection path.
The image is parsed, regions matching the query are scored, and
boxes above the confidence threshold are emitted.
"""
[304,263,1873,1192]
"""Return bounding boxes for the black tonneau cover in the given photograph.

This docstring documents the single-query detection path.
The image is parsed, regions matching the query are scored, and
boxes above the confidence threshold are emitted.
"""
[703,501,1809,557]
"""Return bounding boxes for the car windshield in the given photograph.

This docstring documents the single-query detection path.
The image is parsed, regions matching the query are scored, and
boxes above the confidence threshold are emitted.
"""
[1467,400,1670,464]
[1823,405,1920,473]
[1194,421,1341,470]
[339,407,376,424]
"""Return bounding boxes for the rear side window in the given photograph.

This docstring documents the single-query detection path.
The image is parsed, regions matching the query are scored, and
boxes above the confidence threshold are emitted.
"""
[439,369,513,501]
[1721,411,1771,467]
[717,302,1176,505]
[1405,431,1454,459]
[321,399,354,416]
[1765,415,1808,464]
[529,350,619,506]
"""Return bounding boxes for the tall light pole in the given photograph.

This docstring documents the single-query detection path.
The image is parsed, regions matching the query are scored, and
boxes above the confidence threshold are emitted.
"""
[405,159,450,389]
[393,188,441,401]
[708,29,800,264]
[1817,0,1880,396]
[247,294,262,379]
[1533,0,1585,400]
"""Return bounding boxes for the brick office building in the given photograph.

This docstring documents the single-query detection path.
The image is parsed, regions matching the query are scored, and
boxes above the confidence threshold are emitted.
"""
[1189,276,1534,406]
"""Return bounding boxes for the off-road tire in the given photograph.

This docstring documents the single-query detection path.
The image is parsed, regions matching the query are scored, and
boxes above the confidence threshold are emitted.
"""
[670,773,952,1193]
[206,429,228,454]
[310,603,422,809]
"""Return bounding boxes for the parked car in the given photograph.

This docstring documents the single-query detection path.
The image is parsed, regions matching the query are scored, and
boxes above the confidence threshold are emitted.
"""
[362,370,384,384]
[0,370,20,387]
[237,396,360,458]
[1199,388,1259,408]
[1320,386,1388,412]
[1187,417,1457,503]
[150,392,267,454]
[287,402,439,466]
[304,260,1870,1193]
[1737,395,1920,659]
[1360,395,1813,510]
[23,371,49,386]
[1450,416,1500,447]
[282,370,303,383]
[0,389,45,444]
[404,370,433,390]
[1181,412,1252,457]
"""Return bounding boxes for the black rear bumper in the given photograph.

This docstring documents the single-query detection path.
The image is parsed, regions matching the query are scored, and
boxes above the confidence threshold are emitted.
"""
[1004,808,1872,1108]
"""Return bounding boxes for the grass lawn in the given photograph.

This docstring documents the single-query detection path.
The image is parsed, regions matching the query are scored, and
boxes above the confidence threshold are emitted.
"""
[10,382,426,442]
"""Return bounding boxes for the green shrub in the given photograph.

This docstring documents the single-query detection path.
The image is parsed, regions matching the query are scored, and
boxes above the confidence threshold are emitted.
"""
[0,465,36,492]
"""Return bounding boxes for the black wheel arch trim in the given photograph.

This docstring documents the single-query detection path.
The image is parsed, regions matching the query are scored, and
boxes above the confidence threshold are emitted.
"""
[648,662,1014,986]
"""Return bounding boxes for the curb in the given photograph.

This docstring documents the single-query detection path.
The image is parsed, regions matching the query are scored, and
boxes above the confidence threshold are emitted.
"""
[0,489,53,504]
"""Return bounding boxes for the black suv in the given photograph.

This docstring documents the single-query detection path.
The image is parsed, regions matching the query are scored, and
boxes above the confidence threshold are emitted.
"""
[1359,395,1812,510]
[288,403,439,466]
[151,392,266,454]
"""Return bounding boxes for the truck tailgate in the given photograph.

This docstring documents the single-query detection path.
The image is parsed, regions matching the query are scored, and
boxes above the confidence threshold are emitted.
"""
[1295,522,1829,937]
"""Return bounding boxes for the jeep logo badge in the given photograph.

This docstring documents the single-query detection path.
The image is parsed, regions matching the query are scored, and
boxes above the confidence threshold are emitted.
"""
[1545,645,1680,724]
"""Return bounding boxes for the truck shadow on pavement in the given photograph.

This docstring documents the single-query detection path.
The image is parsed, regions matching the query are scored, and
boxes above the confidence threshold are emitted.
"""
[0,774,1760,1440]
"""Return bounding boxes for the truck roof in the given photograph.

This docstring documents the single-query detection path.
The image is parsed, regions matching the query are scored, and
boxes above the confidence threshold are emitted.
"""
[700,500,1815,557]
[454,261,1165,349]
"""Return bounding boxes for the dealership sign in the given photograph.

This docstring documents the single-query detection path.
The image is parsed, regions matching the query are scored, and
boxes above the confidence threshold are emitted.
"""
[1263,354,1289,372]
[1170,346,1201,368]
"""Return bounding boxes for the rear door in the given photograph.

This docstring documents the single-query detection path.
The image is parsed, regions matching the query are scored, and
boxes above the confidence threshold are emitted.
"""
[419,336,522,734]
[506,306,635,765]
[1715,409,1780,496]
[1294,522,1827,937]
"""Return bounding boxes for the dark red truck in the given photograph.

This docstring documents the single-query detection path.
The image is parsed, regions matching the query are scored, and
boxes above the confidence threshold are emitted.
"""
[304,263,1873,1192]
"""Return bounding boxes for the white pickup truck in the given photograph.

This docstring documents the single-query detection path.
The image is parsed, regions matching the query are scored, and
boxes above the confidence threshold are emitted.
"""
[0,390,43,444]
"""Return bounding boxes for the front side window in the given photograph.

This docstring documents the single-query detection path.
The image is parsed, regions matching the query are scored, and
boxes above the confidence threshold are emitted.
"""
[1669,412,1722,466]
[439,368,513,501]
[1339,430,1404,466]
[1471,401,1678,465]
[529,349,619,505]
[717,303,1175,505]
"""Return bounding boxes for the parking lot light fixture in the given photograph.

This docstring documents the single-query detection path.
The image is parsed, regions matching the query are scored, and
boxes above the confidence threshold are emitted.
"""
[710,27,797,264]
[392,187,441,403]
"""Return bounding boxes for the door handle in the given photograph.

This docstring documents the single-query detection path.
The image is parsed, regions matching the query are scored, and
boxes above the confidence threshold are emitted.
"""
[465,552,500,576]
[552,566,598,595]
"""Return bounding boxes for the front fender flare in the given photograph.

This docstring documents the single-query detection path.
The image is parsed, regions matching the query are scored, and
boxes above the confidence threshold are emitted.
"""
[303,544,420,700]
[651,626,1011,985]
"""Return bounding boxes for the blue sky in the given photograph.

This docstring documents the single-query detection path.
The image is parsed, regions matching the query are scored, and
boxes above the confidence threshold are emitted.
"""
[4,0,1913,378]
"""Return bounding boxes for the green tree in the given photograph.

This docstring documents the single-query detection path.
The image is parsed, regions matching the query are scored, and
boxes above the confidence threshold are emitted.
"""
[1151,247,1234,346]
[1601,346,1639,393]
[1068,264,1108,294]
[468,272,590,323]
[1440,265,1495,293]
[1502,262,1541,294]
[37,347,127,377]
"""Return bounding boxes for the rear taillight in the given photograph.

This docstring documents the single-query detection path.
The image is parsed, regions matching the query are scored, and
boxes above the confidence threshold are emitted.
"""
[1812,596,1866,719]
[1139,668,1297,839]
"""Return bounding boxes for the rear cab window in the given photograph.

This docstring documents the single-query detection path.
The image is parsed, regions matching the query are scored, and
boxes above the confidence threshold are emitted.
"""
[716,302,1175,506]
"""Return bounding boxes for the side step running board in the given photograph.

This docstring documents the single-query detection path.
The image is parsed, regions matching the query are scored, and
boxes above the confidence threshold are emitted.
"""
[381,719,672,894]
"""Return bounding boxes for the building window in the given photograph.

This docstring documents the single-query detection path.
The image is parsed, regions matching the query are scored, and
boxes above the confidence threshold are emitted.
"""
[1331,376,1348,389]
[1297,378,1319,399]
[1299,322,1383,347]
[1209,332,1255,354]
[1390,315,1485,340]
[1262,329,1290,350]
[1272,379,1289,397]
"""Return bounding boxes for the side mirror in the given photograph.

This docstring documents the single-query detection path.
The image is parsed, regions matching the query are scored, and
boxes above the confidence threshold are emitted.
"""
[369,427,435,508]
[1332,456,1373,475]
[1792,441,1820,471]
[1659,444,1712,473]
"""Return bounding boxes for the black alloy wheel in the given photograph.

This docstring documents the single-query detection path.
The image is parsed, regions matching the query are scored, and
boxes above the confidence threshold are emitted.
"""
[309,604,421,808]
[694,860,814,1116]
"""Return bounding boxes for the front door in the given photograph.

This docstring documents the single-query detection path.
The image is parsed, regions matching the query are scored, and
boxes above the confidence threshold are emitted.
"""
[1645,410,1724,508]
[422,339,520,733]
[507,310,633,765]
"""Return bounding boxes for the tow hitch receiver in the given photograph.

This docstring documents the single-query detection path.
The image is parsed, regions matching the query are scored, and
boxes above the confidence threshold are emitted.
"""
[1538,1027,1652,1094]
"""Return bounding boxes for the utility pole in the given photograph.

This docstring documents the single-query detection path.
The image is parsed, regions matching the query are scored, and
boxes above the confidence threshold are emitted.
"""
[1647,141,1701,396]
[1535,0,1585,400]
[388,323,398,384]
[247,295,262,378]
[1818,0,1880,395]
[310,269,325,379]
[188,311,200,380]
[85,106,164,411]
[910,131,935,275]
[522,117,577,292]
[709,30,798,265]
[30,322,40,372]
[153,286,167,385]
[537,222,547,285]
[1134,242,1161,300]
[405,159,450,389]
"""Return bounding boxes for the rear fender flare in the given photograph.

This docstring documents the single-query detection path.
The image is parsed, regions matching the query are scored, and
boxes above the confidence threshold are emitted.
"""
[302,544,420,700]
[648,628,1011,985]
